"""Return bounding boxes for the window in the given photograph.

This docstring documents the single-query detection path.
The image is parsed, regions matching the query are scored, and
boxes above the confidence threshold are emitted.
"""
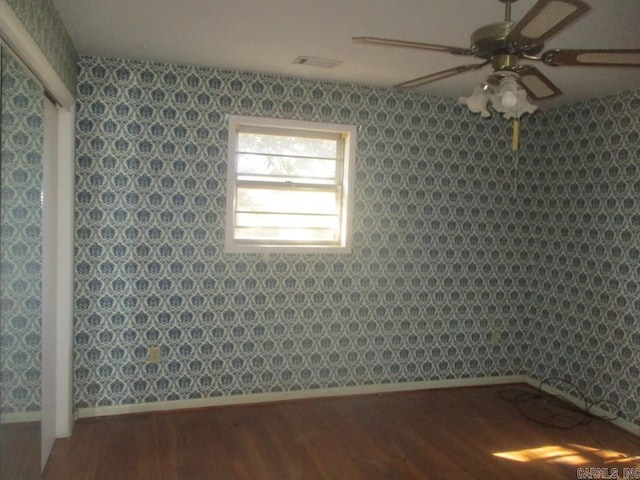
[225,115,356,253]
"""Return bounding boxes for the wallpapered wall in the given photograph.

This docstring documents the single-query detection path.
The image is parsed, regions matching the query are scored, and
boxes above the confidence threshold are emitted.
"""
[73,56,530,409]
[524,92,640,426]
[0,47,44,414]
[73,55,639,426]
[6,0,78,95]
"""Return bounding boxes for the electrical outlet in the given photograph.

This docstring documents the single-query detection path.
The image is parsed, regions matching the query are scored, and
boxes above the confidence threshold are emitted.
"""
[149,346,161,364]
[491,331,501,346]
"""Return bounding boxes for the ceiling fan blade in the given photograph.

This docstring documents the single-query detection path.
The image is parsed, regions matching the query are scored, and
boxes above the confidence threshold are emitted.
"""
[508,0,590,46]
[516,65,562,99]
[352,36,473,56]
[542,48,640,67]
[395,62,489,89]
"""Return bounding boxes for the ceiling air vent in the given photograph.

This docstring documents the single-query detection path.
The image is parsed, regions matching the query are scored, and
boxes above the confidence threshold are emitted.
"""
[293,56,342,68]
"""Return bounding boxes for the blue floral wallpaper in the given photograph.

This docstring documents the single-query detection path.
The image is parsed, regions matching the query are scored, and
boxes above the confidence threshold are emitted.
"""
[524,92,640,427]
[6,0,78,95]
[73,55,639,427]
[0,47,44,414]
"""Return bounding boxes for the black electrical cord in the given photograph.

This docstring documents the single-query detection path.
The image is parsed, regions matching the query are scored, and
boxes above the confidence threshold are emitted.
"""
[499,377,622,429]
[499,377,640,455]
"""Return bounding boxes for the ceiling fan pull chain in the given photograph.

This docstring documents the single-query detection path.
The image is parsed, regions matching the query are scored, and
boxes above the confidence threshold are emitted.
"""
[511,116,522,203]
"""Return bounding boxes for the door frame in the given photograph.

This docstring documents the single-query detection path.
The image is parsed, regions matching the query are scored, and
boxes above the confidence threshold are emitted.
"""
[0,0,76,450]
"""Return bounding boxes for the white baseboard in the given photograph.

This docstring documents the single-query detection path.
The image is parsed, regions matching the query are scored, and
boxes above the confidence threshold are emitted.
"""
[77,375,640,438]
[1,411,41,424]
[78,374,529,418]
[523,377,640,437]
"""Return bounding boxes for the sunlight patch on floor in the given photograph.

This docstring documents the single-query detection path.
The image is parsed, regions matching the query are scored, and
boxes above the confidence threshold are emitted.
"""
[493,444,634,466]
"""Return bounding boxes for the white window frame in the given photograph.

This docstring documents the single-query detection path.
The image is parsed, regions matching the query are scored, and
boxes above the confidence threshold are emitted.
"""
[225,115,356,254]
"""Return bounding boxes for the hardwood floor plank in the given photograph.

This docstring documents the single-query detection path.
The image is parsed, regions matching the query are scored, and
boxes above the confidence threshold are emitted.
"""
[0,422,40,480]
[43,384,640,479]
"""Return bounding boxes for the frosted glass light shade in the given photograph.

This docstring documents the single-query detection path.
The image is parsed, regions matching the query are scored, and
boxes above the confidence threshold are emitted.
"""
[457,85,491,118]
[501,90,517,108]
[459,76,538,120]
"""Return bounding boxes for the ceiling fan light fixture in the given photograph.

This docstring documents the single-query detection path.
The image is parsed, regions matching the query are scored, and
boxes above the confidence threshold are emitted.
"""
[460,75,537,120]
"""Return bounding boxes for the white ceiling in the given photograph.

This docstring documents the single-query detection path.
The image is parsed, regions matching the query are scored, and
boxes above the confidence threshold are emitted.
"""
[53,0,640,109]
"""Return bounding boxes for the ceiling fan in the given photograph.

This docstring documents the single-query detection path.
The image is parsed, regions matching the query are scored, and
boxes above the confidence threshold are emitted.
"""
[353,0,640,101]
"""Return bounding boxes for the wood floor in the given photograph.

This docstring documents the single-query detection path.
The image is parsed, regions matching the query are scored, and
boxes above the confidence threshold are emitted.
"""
[0,421,40,480]
[43,384,640,480]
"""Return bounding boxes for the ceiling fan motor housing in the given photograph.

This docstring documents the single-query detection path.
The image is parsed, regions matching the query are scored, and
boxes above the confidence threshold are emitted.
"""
[491,53,519,72]
[470,21,544,58]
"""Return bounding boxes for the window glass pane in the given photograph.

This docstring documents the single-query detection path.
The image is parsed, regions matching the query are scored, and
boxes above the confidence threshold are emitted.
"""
[238,132,338,159]
[236,212,339,229]
[237,153,337,181]
[237,187,339,215]
[235,226,338,243]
